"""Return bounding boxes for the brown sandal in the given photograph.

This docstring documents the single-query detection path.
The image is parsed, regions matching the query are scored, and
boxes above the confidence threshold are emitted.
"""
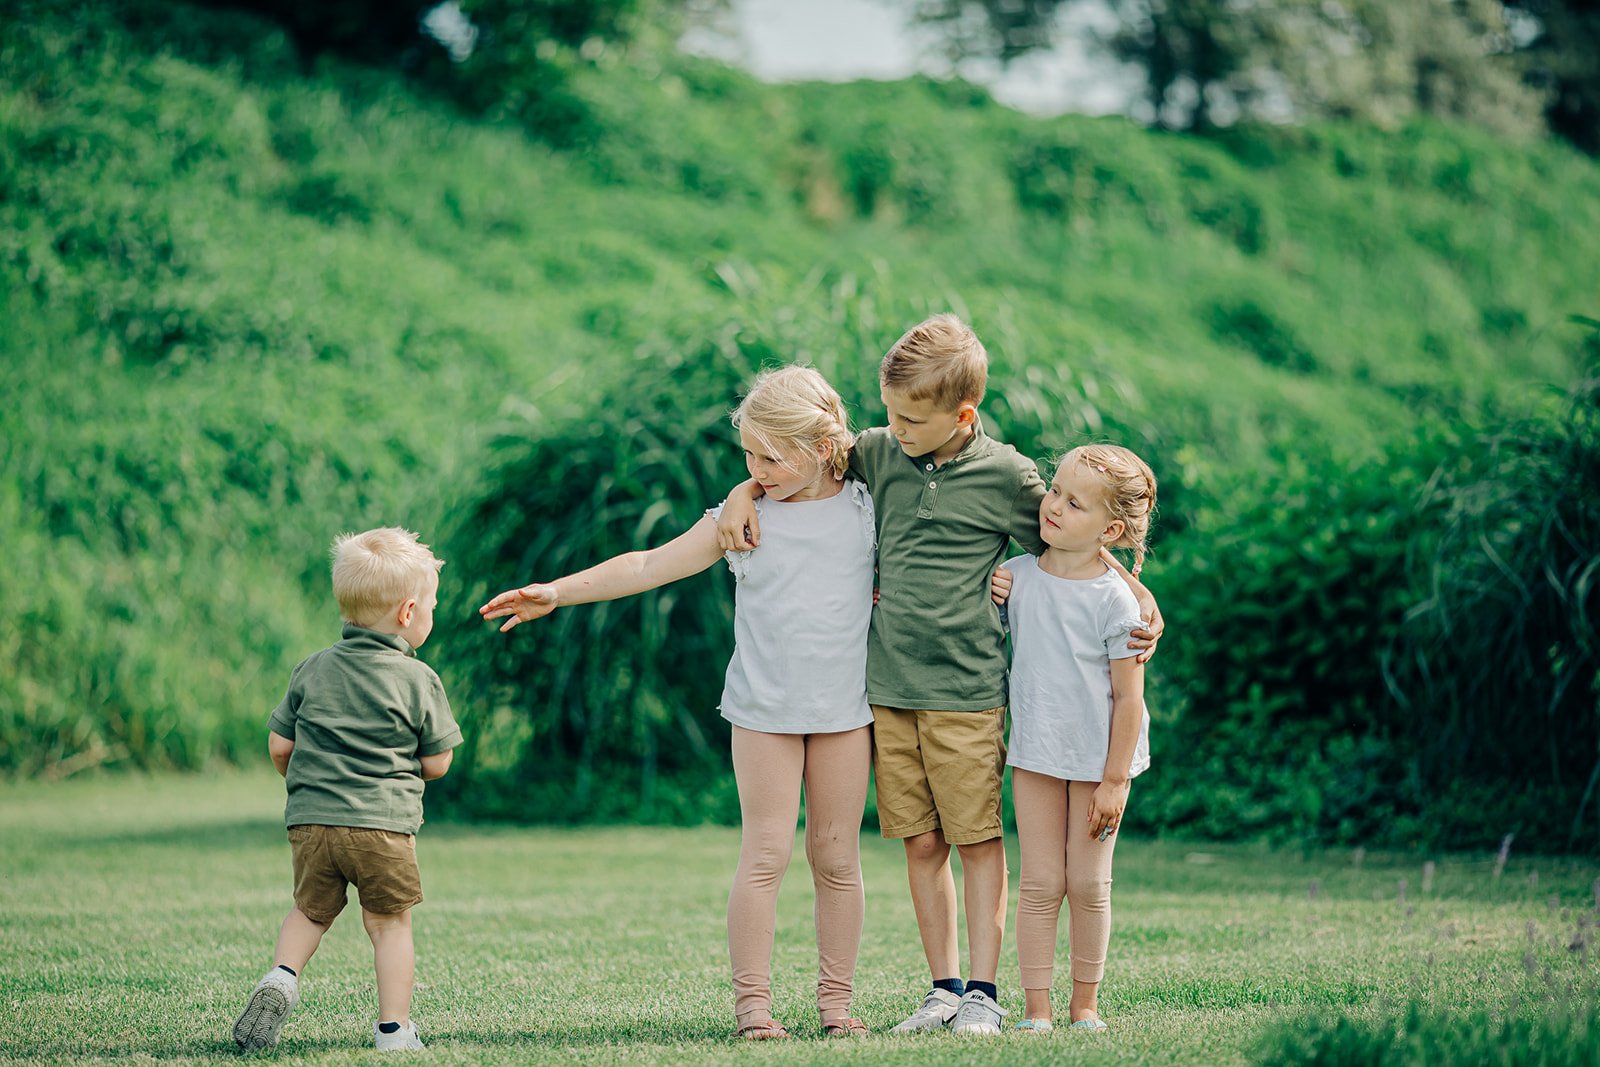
[734,1019,790,1040]
[823,1017,869,1037]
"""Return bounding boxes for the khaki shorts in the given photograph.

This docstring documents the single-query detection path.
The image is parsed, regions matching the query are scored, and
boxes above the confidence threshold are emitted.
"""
[288,824,422,923]
[871,705,1006,845]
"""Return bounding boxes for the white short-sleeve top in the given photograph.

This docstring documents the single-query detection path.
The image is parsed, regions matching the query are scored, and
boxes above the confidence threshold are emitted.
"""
[710,479,876,735]
[1002,554,1151,782]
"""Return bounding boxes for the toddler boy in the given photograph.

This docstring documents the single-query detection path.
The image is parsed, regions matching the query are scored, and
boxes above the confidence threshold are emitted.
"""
[719,316,1159,1034]
[232,527,461,1053]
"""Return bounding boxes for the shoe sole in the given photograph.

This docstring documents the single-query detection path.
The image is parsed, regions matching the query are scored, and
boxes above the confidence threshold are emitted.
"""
[233,985,293,1051]
[890,1015,956,1034]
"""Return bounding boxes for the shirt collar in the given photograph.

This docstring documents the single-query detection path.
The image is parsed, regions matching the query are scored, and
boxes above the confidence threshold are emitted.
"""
[340,622,417,657]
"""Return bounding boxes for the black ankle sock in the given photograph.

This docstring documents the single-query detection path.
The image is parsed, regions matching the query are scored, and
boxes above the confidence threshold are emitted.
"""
[933,977,965,997]
[378,1022,401,1034]
[275,965,297,977]
[967,980,998,1002]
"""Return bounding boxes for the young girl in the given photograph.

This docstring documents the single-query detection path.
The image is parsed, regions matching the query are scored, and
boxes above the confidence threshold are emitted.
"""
[999,443,1156,1033]
[479,366,875,1040]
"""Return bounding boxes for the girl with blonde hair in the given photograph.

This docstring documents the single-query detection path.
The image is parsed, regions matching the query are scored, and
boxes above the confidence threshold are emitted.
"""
[997,443,1158,1034]
[481,365,876,1039]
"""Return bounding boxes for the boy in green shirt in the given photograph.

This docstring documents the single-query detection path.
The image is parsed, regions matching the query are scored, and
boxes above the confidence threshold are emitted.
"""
[718,315,1161,1034]
[232,527,462,1054]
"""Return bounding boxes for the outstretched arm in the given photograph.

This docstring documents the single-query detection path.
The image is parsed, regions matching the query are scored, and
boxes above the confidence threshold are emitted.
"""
[480,515,726,633]
[1101,549,1163,663]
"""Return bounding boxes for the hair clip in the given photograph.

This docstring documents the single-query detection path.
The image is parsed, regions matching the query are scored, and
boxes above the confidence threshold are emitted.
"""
[1094,464,1108,473]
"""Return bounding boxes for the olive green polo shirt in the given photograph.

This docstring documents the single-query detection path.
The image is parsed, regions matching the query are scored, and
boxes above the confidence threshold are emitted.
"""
[849,421,1047,710]
[268,624,462,835]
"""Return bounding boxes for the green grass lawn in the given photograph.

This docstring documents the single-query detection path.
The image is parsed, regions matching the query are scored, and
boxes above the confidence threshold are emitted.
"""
[1,773,1595,1065]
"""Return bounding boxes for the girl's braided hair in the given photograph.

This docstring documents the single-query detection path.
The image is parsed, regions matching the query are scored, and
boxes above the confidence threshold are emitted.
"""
[1062,443,1158,575]
[731,365,853,481]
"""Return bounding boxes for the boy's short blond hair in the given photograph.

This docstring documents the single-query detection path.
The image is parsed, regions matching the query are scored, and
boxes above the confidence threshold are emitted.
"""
[330,527,444,626]
[879,313,988,411]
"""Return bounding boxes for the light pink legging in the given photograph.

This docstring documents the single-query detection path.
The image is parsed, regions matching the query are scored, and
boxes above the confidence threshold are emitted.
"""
[1014,769,1119,988]
[727,724,871,1027]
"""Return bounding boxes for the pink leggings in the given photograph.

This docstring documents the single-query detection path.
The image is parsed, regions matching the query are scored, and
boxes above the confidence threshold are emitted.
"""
[1014,769,1119,988]
[727,724,871,1026]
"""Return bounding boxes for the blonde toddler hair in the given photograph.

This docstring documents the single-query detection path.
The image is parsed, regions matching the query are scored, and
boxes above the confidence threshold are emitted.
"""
[1063,444,1158,575]
[331,526,445,626]
[879,313,988,411]
[731,365,854,481]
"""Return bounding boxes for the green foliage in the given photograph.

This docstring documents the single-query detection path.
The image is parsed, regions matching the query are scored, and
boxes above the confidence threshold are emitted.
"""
[2,0,1598,858]
[1259,984,1600,1067]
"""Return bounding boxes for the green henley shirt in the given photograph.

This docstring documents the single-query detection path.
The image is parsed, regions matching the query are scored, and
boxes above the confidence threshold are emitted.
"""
[849,421,1047,710]
[268,624,462,835]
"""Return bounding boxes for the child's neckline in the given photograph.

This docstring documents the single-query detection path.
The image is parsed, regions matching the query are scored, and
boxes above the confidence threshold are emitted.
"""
[1035,553,1111,582]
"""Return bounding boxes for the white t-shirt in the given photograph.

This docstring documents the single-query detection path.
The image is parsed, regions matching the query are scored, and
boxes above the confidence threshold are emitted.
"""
[710,480,876,735]
[1001,554,1151,782]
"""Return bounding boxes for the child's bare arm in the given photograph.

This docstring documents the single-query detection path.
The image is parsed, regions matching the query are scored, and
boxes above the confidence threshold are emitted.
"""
[1100,549,1164,662]
[1088,657,1145,838]
[268,730,295,777]
[714,479,765,551]
[419,749,453,781]
[480,515,725,632]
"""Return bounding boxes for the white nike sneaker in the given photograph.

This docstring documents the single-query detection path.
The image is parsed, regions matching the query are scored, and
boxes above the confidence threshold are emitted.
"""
[374,1020,425,1052]
[232,968,299,1051]
[951,989,1007,1035]
[890,988,962,1033]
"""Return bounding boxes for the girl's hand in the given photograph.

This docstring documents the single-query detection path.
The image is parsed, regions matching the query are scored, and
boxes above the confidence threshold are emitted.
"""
[479,583,559,632]
[989,566,1013,605]
[1087,779,1130,841]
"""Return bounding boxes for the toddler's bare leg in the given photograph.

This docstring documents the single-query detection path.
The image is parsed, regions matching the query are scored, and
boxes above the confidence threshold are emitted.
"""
[954,837,1006,984]
[801,726,871,1024]
[728,726,805,1027]
[1065,779,1116,1022]
[272,907,330,973]
[362,908,414,1025]
[1013,768,1069,1020]
[902,829,959,980]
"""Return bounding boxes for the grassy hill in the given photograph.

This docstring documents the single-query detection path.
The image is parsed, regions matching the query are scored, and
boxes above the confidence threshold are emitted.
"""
[3,2,1598,818]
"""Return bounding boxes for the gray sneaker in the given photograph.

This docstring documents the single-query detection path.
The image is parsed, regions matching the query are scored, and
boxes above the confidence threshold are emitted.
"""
[374,1020,425,1052]
[233,968,299,1051]
[951,989,1007,1035]
[890,988,962,1033]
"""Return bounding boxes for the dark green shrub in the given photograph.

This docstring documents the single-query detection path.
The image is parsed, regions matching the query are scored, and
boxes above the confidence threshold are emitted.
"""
[1390,321,1600,852]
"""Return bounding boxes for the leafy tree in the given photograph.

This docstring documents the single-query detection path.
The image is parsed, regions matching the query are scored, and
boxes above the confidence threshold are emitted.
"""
[1508,1,1600,152]
[910,0,1547,137]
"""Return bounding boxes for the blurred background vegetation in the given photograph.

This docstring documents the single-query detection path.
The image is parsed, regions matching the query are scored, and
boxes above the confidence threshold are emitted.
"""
[2,0,1597,852]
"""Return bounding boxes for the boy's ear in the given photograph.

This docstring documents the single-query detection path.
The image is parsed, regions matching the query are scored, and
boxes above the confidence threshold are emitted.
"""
[396,597,418,627]
[956,402,977,427]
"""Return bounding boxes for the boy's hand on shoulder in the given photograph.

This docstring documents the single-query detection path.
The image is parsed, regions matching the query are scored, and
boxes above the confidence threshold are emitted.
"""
[479,583,559,632]
[1128,597,1164,664]
[989,566,1013,605]
[715,481,762,551]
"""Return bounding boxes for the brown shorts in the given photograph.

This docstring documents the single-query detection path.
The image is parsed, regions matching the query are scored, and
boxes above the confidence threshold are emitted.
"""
[288,824,422,923]
[871,705,1007,845]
